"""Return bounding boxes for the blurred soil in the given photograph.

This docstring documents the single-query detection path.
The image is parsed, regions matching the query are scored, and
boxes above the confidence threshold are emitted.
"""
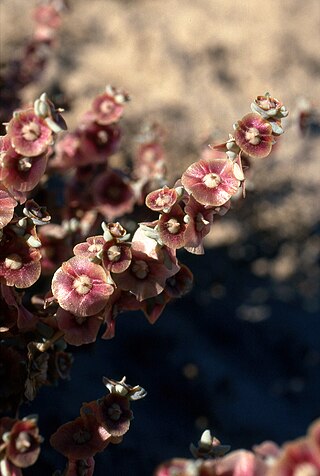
[2,1,320,475]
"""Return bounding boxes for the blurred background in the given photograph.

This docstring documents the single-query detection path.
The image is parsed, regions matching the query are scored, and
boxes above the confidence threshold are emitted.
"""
[2,0,320,474]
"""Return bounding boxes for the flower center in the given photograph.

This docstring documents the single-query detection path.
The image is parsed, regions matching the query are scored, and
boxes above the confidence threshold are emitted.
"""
[15,431,32,453]
[155,195,172,208]
[73,275,92,295]
[73,428,91,444]
[21,121,41,142]
[75,315,87,325]
[132,260,149,279]
[203,173,221,188]
[166,218,181,234]
[5,254,23,270]
[107,245,121,262]
[18,157,33,172]
[293,463,319,476]
[107,403,122,421]
[88,243,103,253]
[100,99,114,115]
[245,127,261,145]
[195,213,208,232]
[97,130,109,145]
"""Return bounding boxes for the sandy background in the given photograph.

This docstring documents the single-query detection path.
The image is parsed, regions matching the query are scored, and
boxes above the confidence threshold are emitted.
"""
[1,1,320,475]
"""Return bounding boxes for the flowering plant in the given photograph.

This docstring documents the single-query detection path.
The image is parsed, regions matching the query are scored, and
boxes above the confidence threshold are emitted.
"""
[1,2,319,475]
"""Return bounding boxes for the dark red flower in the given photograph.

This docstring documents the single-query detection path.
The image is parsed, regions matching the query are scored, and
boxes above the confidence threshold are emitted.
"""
[158,204,187,249]
[6,417,43,468]
[65,457,95,476]
[81,393,133,438]
[55,307,103,346]
[1,145,48,193]
[50,415,111,459]
[93,169,135,221]
[101,239,132,274]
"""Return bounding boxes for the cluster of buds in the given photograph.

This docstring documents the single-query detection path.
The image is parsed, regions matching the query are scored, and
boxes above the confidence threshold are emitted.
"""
[0,0,67,130]
[154,419,320,475]
[50,376,146,475]
[0,415,43,476]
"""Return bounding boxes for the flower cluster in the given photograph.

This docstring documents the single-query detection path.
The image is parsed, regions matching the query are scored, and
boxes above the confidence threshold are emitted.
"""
[0,92,65,289]
[0,87,287,474]
[50,377,146,475]
[154,419,320,475]
[50,91,286,343]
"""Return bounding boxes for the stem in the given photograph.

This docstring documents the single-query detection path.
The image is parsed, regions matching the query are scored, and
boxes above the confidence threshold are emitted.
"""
[35,330,65,352]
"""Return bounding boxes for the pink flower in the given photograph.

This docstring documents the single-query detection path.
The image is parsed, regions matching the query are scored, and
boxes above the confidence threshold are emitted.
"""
[0,185,17,230]
[0,231,41,288]
[252,93,288,120]
[154,458,198,476]
[89,86,129,125]
[7,109,52,157]
[73,236,105,259]
[209,449,268,476]
[268,437,320,476]
[33,4,62,29]
[181,157,240,207]
[51,256,114,317]
[234,113,274,159]
[145,186,178,212]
